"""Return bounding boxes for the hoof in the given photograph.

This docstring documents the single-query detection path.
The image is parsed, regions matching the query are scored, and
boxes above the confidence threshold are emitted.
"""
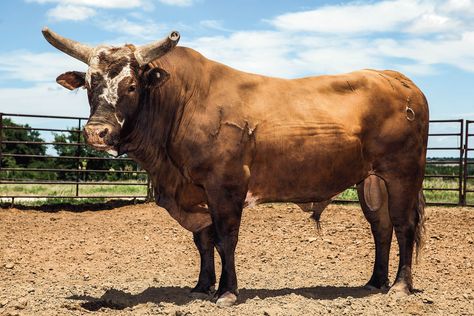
[364,281,390,292]
[216,291,237,307]
[190,286,215,299]
[388,282,412,297]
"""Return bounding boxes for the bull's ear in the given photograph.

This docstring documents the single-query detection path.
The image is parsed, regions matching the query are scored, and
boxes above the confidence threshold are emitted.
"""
[145,67,169,87]
[56,71,85,90]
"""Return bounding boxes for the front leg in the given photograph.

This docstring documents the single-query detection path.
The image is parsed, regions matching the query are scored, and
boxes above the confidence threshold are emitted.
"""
[206,182,245,307]
[191,225,216,297]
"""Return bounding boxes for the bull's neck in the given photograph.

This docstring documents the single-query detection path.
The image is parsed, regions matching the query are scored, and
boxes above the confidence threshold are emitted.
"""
[124,47,210,172]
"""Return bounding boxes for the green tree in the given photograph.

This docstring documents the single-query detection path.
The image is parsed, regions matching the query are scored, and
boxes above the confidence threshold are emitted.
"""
[53,130,144,181]
[1,118,53,179]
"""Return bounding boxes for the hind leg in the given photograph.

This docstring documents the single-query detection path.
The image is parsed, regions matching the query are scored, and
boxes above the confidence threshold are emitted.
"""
[384,176,421,295]
[357,175,392,290]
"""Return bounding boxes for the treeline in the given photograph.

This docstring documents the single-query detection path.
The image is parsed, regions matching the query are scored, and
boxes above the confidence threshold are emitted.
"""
[1,118,146,181]
[426,158,474,177]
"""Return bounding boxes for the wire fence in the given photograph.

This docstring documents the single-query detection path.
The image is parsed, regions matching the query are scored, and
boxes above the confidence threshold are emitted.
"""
[0,113,473,206]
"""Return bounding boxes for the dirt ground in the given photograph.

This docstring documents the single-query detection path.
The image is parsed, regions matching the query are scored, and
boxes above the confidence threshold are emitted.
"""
[1,202,473,315]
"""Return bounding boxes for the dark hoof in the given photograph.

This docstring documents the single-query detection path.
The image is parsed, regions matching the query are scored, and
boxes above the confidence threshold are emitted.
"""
[189,285,215,299]
[364,279,390,292]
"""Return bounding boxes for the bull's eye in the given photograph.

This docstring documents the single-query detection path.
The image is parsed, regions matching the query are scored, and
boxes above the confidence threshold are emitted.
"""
[128,85,136,93]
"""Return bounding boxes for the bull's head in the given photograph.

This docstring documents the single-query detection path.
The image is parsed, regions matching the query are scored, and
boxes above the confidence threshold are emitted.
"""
[42,27,180,156]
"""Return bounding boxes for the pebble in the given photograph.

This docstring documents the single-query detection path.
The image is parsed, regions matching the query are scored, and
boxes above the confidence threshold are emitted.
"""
[463,293,473,300]
[144,236,150,241]
[83,274,90,281]
[14,298,28,310]
[422,297,434,304]
[5,262,14,269]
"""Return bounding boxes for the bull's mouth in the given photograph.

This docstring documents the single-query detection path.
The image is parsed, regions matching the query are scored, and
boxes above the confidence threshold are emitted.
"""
[88,143,120,157]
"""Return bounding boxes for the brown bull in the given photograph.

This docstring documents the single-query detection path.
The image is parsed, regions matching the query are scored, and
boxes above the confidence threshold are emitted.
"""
[42,27,428,306]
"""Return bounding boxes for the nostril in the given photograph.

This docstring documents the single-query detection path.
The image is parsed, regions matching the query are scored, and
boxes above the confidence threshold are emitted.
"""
[98,128,108,138]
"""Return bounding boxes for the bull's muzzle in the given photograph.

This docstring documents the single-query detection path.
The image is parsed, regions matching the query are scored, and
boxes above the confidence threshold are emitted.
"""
[83,123,116,149]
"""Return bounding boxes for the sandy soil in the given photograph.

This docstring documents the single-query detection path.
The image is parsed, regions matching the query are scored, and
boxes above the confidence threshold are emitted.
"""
[1,202,473,315]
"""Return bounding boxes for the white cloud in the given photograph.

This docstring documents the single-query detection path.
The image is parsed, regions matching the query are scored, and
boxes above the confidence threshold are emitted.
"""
[47,4,96,21]
[99,18,166,41]
[0,83,89,118]
[199,20,231,32]
[271,0,431,34]
[0,52,86,83]
[158,0,194,7]
[188,32,305,77]
[27,0,143,9]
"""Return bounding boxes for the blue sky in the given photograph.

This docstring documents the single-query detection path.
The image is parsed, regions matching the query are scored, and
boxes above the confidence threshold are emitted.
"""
[0,0,473,153]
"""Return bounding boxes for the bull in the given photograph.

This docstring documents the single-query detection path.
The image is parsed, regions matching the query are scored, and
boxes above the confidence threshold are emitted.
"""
[42,27,428,306]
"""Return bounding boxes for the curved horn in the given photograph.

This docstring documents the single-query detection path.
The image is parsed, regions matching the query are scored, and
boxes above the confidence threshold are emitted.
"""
[42,27,94,65]
[134,31,180,66]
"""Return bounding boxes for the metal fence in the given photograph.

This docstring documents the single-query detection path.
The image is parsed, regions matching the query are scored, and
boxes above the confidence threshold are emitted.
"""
[0,113,473,206]
[465,120,474,206]
[0,113,151,204]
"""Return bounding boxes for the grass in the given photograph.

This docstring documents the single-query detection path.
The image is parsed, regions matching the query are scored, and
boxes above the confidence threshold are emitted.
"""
[333,178,467,205]
[0,182,148,197]
[1,178,472,206]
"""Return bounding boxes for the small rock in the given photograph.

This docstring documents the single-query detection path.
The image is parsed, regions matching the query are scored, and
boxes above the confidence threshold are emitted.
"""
[86,250,94,256]
[144,236,150,241]
[463,293,473,300]
[27,287,35,293]
[263,311,272,316]
[4,262,14,269]
[422,297,434,304]
[323,239,333,244]
[83,274,90,281]
[307,237,318,243]
[14,298,28,309]
[0,299,9,307]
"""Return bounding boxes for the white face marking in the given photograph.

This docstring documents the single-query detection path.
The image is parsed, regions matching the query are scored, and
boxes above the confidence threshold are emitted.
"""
[100,64,131,107]
[114,113,125,127]
[85,47,108,87]
[244,191,259,209]
[107,149,118,156]
[86,47,133,108]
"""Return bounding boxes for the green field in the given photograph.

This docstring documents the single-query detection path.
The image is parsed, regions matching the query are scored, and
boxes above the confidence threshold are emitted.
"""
[1,178,472,206]
[337,177,473,205]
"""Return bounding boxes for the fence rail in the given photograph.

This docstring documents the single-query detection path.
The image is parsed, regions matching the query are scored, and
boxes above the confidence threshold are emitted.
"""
[1,113,473,206]
[0,112,152,204]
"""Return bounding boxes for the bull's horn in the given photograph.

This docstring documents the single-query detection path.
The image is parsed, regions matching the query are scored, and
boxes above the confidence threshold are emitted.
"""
[42,26,94,65]
[134,31,180,66]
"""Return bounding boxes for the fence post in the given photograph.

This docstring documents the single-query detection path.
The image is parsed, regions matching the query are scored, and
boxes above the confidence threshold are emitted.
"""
[146,176,153,202]
[0,113,3,173]
[458,119,465,205]
[76,118,82,197]
[463,121,470,206]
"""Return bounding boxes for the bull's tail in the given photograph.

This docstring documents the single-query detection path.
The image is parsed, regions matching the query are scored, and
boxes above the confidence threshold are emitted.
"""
[414,189,426,263]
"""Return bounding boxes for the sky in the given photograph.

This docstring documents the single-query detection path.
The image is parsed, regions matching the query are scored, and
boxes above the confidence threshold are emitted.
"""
[0,0,473,154]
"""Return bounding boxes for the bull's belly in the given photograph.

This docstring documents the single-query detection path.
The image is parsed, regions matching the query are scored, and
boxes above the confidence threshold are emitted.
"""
[247,134,368,204]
